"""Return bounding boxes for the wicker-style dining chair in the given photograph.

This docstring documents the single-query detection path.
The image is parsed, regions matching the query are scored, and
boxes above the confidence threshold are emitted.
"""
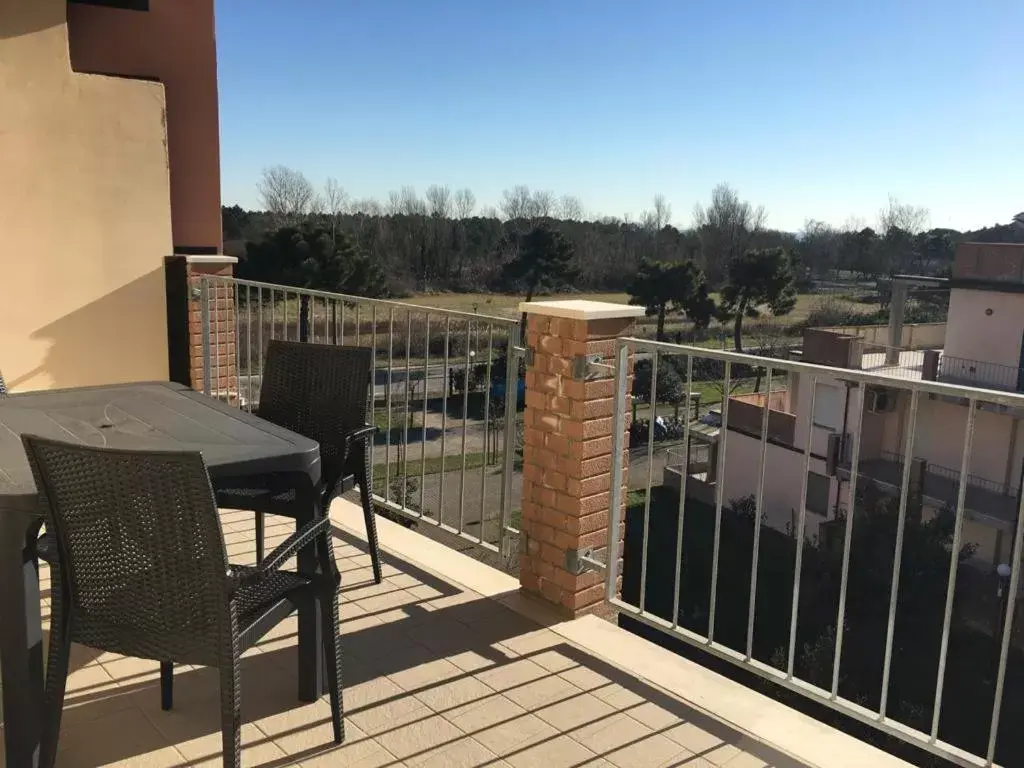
[216,340,383,583]
[23,436,344,768]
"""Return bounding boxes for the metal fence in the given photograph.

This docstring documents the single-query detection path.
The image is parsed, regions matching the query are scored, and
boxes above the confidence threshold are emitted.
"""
[940,355,1024,394]
[197,275,524,555]
[877,450,1015,499]
[603,337,1024,768]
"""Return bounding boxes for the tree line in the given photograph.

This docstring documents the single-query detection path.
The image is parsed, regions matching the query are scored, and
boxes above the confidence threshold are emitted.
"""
[226,166,1021,331]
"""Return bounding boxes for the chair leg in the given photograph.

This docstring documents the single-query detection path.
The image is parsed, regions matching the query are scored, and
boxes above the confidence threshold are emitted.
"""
[317,535,345,743]
[40,592,72,768]
[358,464,382,584]
[255,512,265,563]
[160,662,173,711]
[219,656,241,768]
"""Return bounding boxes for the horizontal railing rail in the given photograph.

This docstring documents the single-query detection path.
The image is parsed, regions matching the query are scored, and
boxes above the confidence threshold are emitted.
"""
[939,355,1023,393]
[605,336,1024,768]
[196,275,523,557]
[876,450,1014,498]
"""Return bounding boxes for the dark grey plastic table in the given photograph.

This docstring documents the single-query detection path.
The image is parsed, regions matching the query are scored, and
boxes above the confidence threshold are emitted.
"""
[0,382,324,768]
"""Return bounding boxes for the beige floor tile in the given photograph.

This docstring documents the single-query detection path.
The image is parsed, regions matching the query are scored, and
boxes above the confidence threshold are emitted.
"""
[472,657,552,694]
[387,656,464,693]
[412,674,496,713]
[371,713,464,762]
[533,692,616,733]
[502,733,597,768]
[571,713,690,768]
[662,721,728,753]
[285,722,396,767]
[502,672,581,711]
[408,735,510,768]
[445,695,556,756]
[55,707,185,768]
[722,752,770,768]
[347,691,433,737]
[166,723,288,767]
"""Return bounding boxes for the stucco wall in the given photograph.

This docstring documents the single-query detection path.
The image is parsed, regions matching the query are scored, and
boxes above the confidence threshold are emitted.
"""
[0,0,173,390]
[944,288,1024,370]
[721,427,830,534]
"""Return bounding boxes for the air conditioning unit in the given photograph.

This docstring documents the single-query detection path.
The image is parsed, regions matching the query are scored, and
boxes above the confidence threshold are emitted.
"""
[866,387,897,414]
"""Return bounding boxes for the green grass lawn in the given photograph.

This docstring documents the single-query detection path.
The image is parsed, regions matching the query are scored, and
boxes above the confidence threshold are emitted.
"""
[372,451,501,482]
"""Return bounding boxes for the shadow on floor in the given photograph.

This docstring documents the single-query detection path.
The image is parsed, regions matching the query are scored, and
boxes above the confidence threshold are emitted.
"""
[37,526,810,768]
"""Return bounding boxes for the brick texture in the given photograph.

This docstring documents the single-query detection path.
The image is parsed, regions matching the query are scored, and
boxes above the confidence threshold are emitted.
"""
[186,261,238,402]
[519,310,636,617]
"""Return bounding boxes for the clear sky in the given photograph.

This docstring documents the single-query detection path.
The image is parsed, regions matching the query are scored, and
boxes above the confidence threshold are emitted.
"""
[215,0,1024,233]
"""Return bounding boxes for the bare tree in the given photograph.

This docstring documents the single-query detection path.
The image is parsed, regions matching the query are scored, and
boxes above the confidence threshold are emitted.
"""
[258,165,316,224]
[530,189,555,219]
[652,194,672,230]
[558,194,583,221]
[878,195,929,235]
[400,186,425,216]
[386,190,402,216]
[500,185,533,220]
[352,198,382,216]
[480,205,500,220]
[323,177,348,239]
[842,215,867,233]
[454,188,476,219]
[425,184,452,218]
[693,183,767,282]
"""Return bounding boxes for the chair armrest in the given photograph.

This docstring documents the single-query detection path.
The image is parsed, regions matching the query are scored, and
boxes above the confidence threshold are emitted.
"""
[260,515,333,574]
[343,425,376,446]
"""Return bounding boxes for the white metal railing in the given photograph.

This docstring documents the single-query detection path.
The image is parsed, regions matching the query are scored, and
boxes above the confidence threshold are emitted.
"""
[197,275,524,555]
[605,337,1024,768]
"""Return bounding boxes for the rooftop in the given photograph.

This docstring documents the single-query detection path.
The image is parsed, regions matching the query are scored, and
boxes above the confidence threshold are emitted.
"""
[11,499,912,768]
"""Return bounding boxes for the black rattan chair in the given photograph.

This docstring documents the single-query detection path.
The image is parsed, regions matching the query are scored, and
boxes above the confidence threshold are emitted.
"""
[23,436,344,768]
[216,340,383,583]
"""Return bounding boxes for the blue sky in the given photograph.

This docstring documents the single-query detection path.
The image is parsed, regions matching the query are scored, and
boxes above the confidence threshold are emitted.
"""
[216,0,1023,232]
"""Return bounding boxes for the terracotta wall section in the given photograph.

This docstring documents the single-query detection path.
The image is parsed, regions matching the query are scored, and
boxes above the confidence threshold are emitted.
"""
[67,0,222,253]
[802,329,864,368]
[519,313,636,616]
[953,243,1024,283]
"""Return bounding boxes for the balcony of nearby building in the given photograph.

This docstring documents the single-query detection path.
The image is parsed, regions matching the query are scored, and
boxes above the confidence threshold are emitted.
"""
[837,449,1020,531]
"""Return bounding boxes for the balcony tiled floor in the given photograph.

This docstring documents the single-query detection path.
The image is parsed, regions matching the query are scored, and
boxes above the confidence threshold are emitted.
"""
[4,503,901,768]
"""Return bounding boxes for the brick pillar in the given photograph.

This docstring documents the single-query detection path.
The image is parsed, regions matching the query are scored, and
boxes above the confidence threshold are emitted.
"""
[183,255,238,400]
[518,300,643,617]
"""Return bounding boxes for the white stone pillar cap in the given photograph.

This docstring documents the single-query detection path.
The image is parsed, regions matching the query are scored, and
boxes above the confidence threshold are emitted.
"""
[518,300,645,321]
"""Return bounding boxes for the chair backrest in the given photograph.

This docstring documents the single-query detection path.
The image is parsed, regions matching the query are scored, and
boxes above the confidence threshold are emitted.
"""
[22,436,232,663]
[258,340,373,490]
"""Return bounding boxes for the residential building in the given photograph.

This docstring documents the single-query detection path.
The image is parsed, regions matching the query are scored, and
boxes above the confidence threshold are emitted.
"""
[700,242,1024,568]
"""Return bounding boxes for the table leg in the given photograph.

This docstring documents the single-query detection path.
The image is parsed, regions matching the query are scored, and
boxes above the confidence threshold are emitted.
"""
[296,485,326,702]
[0,517,44,768]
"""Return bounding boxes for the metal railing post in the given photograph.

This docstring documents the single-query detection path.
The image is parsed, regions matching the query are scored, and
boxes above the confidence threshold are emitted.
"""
[199,276,212,396]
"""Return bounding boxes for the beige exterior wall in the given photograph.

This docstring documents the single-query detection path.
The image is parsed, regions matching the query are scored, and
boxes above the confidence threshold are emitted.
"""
[721,426,830,535]
[0,1,179,391]
[944,288,1024,370]
[814,323,946,350]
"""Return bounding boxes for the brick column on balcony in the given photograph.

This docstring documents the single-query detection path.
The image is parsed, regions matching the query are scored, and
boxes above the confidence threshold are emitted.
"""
[165,254,238,401]
[518,300,644,617]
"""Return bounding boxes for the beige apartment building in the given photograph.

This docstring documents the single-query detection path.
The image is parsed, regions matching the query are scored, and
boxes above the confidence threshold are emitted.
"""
[0,0,224,392]
[683,242,1024,569]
